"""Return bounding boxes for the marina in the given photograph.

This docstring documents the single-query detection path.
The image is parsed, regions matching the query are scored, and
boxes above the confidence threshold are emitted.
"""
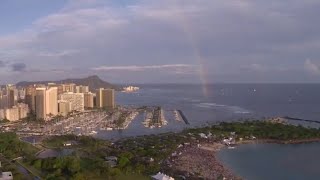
[17,111,108,136]
[9,106,191,140]
[142,107,168,128]
[173,110,182,122]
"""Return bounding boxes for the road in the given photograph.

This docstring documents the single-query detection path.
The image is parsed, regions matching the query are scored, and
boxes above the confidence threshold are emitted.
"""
[0,154,32,179]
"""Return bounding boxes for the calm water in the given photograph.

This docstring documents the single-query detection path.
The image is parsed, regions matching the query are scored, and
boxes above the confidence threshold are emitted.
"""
[217,143,320,180]
[97,84,320,139]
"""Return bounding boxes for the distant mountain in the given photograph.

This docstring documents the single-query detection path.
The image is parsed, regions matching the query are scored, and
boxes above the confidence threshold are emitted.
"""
[16,75,119,91]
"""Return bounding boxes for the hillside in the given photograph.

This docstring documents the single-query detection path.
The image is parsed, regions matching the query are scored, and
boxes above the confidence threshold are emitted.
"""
[16,75,119,91]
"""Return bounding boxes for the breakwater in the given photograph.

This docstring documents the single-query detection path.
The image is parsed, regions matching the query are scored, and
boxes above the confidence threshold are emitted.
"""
[178,110,190,125]
[283,116,320,124]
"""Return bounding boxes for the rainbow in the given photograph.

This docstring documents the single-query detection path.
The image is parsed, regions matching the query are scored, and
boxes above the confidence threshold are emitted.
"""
[176,7,210,97]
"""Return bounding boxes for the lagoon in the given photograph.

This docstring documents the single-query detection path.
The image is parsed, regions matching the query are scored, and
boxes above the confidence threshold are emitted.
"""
[217,142,320,180]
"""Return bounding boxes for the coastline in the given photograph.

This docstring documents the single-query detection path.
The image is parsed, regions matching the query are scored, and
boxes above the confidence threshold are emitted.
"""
[213,138,320,179]
[238,137,320,145]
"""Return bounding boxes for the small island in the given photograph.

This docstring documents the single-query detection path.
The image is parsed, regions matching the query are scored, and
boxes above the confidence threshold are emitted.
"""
[1,120,320,179]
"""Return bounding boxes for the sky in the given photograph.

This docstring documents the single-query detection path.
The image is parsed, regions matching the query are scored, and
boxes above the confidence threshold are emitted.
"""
[1,0,320,84]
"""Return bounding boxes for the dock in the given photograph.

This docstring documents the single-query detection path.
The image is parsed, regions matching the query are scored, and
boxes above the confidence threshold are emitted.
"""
[178,110,190,125]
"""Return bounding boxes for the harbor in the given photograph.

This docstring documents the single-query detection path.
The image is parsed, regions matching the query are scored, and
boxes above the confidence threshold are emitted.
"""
[3,106,191,140]
[142,106,168,128]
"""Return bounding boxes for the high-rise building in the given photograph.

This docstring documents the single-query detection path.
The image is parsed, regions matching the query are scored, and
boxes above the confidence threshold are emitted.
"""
[35,87,58,120]
[0,93,8,109]
[57,85,63,95]
[35,88,46,119]
[103,89,115,109]
[48,83,57,88]
[7,89,15,108]
[0,109,5,120]
[3,103,29,121]
[60,92,84,112]
[58,100,71,116]
[76,85,89,93]
[45,87,58,117]
[63,83,76,93]
[4,108,19,121]
[5,85,16,108]
[84,92,94,108]
[96,88,104,108]
[57,83,76,95]
[25,85,37,113]
[17,103,29,119]
[96,88,115,109]
[18,88,26,100]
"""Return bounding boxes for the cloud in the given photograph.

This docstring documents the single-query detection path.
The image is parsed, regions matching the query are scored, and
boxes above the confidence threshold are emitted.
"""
[244,63,267,72]
[304,59,320,75]
[92,64,197,71]
[11,63,27,72]
[1,0,320,83]
[32,8,128,33]
[37,50,80,57]
[0,61,5,68]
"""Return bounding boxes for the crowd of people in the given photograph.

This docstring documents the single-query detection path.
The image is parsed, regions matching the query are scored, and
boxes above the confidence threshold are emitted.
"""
[167,142,241,180]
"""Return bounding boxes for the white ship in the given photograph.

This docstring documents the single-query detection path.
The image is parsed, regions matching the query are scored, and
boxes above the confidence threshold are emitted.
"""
[122,86,140,93]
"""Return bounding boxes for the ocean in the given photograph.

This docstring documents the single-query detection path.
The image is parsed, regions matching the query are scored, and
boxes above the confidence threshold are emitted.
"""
[97,83,320,139]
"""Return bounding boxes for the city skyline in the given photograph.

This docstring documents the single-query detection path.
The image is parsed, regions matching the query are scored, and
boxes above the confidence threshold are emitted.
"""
[1,1,320,84]
[0,82,115,121]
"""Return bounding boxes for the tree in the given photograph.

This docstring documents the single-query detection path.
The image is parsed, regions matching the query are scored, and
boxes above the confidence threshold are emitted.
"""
[118,157,130,169]
[67,157,81,174]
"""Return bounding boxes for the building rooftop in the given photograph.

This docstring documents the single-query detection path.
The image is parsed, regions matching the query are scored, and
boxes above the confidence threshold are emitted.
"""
[0,172,13,180]
[152,172,174,180]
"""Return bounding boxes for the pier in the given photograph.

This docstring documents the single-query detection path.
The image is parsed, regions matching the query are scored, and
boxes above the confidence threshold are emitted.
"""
[178,110,190,125]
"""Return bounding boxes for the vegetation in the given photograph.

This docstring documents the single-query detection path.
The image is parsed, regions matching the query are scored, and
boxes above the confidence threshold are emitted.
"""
[1,120,320,179]
[0,118,10,123]
[0,133,39,180]
[0,132,38,159]
[0,156,26,180]
[187,120,320,141]
[112,133,187,175]
[36,135,150,179]
[37,133,184,179]
[30,156,107,179]
[44,134,110,149]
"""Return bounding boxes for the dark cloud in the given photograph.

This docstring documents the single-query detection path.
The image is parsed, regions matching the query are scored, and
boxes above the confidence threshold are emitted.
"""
[11,63,27,72]
[0,61,5,67]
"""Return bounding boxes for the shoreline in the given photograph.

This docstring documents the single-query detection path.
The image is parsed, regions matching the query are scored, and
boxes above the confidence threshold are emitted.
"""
[213,138,320,179]
[237,137,320,145]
